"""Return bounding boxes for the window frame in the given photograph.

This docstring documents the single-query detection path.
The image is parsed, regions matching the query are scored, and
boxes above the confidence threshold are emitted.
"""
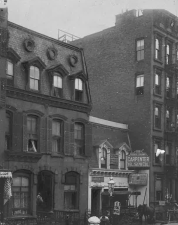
[154,69,162,95]
[166,76,172,98]
[166,42,173,65]
[5,111,12,151]
[52,119,63,154]
[155,35,162,61]
[120,150,126,170]
[155,174,163,201]
[165,107,172,131]
[165,142,172,165]
[75,78,83,102]
[154,104,162,130]
[52,72,63,98]
[6,59,14,86]
[136,39,144,61]
[64,172,79,210]
[74,122,85,156]
[153,139,162,164]
[101,147,107,169]
[29,65,40,91]
[135,74,144,95]
[27,115,38,152]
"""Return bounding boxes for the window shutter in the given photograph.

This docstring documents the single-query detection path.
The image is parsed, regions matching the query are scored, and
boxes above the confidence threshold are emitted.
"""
[84,123,92,157]
[47,117,52,152]
[13,112,23,151]
[64,121,70,155]
[22,113,27,152]
[40,116,46,153]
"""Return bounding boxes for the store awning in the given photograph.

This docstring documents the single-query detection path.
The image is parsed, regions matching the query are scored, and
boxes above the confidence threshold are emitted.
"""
[101,191,131,196]
[0,171,12,178]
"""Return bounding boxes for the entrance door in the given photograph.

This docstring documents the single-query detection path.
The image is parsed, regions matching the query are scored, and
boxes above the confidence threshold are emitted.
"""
[91,189,101,217]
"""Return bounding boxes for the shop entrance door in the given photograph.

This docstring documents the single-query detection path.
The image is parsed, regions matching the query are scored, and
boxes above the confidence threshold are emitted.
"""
[91,189,101,217]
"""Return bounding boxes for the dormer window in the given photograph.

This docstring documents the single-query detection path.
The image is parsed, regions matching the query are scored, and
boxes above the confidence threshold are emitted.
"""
[53,73,62,97]
[136,9,143,17]
[120,150,126,169]
[101,148,107,168]
[30,66,40,91]
[75,78,83,101]
[6,59,14,86]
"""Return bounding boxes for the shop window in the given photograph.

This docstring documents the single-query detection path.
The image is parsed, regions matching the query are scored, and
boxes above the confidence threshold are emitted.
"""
[5,111,12,150]
[75,78,83,101]
[6,59,14,86]
[155,175,163,201]
[101,148,107,168]
[136,39,144,61]
[53,72,62,97]
[29,66,40,91]
[166,76,172,98]
[155,37,162,60]
[154,105,161,129]
[154,139,161,164]
[120,150,126,170]
[64,172,79,210]
[166,43,172,64]
[27,115,38,152]
[165,143,171,165]
[154,70,161,95]
[136,74,144,95]
[12,173,31,216]
[52,120,63,153]
[74,122,84,155]
[37,171,54,212]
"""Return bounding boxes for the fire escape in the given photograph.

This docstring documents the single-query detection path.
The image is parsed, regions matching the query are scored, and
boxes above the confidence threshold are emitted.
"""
[164,50,178,195]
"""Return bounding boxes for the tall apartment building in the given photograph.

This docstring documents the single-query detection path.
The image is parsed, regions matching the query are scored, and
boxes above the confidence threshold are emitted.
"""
[0,6,92,224]
[73,9,178,213]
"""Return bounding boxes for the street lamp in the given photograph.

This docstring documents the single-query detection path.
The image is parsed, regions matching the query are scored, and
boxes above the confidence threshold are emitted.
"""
[108,177,115,224]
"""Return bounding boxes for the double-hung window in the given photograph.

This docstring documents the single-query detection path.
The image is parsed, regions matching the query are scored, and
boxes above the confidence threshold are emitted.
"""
[52,120,63,153]
[120,150,126,169]
[154,139,161,164]
[155,37,161,60]
[155,71,161,95]
[30,66,40,91]
[166,43,172,64]
[136,39,144,61]
[166,76,172,98]
[6,59,14,86]
[53,73,62,97]
[75,78,83,101]
[74,123,84,155]
[27,115,38,152]
[165,143,171,165]
[136,74,144,95]
[101,148,107,168]
[155,175,163,201]
[154,105,161,129]
[166,108,172,131]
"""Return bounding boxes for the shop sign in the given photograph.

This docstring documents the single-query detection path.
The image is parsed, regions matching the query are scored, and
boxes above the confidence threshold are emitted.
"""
[127,150,150,168]
[159,201,165,206]
[0,171,12,178]
[129,173,148,186]
[110,154,118,165]
[92,176,104,182]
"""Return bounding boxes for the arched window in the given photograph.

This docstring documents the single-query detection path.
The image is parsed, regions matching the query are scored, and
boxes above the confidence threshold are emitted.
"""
[37,171,54,212]
[6,59,14,86]
[12,172,31,216]
[30,66,40,91]
[75,78,83,101]
[5,111,12,150]
[53,72,63,97]
[74,122,84,155]
[27,115,38,152]
[52,119,63,153]
[120,150,126,169]
[101,148,107,168]
[64,172,79,209]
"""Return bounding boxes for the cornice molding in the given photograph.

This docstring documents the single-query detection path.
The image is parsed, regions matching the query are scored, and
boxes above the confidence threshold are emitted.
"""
[90,169,133,177]
[6,86,92,113]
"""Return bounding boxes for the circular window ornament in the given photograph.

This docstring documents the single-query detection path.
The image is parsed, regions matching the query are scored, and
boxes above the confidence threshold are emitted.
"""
[47,47,57,60]
[68,55,78,67]
[24,38,35,52]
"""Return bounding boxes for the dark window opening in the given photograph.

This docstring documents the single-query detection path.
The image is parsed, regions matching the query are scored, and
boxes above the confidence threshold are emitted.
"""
[27,116,38,152]
[120,150,126,170]
[6,59,14,86]
[5,112,11,150]
[154,106,161,129]
[155,176,163,201]
[52,120,63,153]
[136,74,144,95]
[136,39,144,61]
[166,77,172,98]
[74,123,84,155]
[101,148,107,168]
[53,73,62,98]
[75,78,83,101]
[155,72,161,95]
[154,140,161,164]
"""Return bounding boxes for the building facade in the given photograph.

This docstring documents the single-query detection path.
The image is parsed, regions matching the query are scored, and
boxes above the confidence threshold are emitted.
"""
[73,9,178,218]
[0,6,92,223]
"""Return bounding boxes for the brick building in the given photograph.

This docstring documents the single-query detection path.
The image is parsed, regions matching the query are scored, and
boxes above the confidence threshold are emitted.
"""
[73,9,178,215]
[0,6,92,224]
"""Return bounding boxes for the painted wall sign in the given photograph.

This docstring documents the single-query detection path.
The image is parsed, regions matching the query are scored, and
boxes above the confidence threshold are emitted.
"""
[127,150,150,168]
[129,173,148,186]
[0,171,12,178]
[92,176,104,182]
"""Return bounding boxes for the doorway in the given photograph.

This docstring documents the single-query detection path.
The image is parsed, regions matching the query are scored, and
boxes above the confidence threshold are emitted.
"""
[91,188,101,217]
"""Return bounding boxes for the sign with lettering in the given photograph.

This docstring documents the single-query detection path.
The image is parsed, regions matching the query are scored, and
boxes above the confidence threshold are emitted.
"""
[0,171,12,178]
[159,201,165,206]
[127,150,150,168]
[92,176,104,182]
[129,173,148,186]
[110,154,118,165]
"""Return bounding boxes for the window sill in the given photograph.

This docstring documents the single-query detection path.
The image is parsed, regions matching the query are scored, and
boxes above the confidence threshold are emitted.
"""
[51,152,64,158]
[5,150,42,162]
[153,128,162,132]
[73,155,85,160]
[153,163,161,167]
[154,58,163,65]
[153,93,162,98]
[63,209,79,212]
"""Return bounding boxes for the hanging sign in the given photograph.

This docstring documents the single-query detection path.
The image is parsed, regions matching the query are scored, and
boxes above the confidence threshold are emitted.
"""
[127,150,150,168]
[129,173,148,186]
[0,171,12,178]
